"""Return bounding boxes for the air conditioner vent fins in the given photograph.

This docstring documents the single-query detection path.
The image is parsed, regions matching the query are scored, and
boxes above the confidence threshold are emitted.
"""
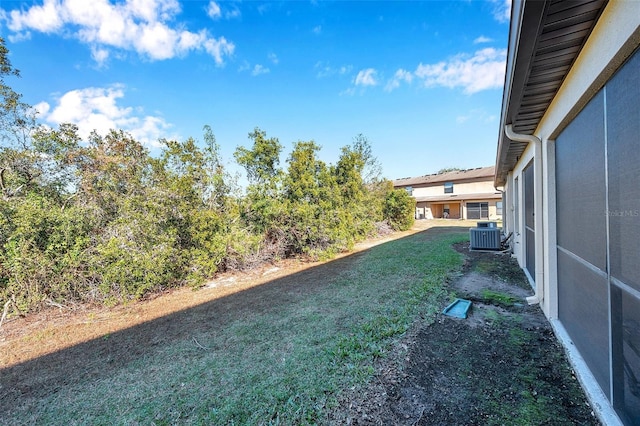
[470,223,501,250]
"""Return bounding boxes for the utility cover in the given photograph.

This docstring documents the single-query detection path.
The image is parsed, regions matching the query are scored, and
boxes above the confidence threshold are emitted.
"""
[442,299,472,319]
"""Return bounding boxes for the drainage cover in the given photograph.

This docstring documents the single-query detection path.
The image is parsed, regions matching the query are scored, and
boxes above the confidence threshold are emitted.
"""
[442,298,472,319]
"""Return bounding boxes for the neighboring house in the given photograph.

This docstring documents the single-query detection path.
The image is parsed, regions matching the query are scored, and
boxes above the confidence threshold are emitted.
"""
[393,166,502,220]
[495,1,639,425]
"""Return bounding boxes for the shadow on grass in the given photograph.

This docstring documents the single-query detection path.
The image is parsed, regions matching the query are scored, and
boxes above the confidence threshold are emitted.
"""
[0,226,468,417]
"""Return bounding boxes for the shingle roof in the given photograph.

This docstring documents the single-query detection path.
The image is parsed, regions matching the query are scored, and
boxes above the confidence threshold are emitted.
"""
[393,166,495,187]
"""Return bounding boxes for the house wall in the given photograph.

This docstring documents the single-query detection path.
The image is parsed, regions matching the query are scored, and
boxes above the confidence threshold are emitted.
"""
[503,2,640,424]
[411,180,494,198]
[415,200,500,220]
[554,46,640,425]
[503,143,535,272]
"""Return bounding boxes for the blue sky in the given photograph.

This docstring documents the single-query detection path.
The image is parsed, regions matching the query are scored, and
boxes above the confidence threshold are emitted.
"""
[0,0,511,183]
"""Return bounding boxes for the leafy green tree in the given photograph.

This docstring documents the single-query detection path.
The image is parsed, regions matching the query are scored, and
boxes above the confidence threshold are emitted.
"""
[0,37,36,149]
[234,128,285,234]
[234,127,282,192]
[283,141,345,257]
[153,127,238,284]
[0,26,414,314]
[437,167,463,174]
[351,133,382,184]
[0,37,39,203]
[383,188,416,231]
[333,134,388,241]
[202,125,234,211]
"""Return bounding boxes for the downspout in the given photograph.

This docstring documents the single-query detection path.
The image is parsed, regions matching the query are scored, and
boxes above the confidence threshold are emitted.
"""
[504,124,544,306]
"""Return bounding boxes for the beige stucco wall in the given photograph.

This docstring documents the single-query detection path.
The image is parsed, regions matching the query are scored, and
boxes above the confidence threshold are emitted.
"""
[503,0,640,322]
[411,179,495,198]
[498,4,638,424]
[415,199,502,220]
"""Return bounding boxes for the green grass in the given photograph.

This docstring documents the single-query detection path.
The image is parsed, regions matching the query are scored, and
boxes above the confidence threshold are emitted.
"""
[473,256,530,289]
[477,311,590,426]
[480,289,520,307]
[7,227,469,425]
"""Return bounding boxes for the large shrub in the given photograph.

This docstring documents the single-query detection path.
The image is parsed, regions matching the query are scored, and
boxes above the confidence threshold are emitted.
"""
[0,195,95,311]
[383,188,416,231]
[0,33,404,314]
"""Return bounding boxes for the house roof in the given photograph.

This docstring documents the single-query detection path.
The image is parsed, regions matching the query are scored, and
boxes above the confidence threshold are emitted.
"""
[495,0,608,186]
[393,166,495,187]
[415,192,503,203]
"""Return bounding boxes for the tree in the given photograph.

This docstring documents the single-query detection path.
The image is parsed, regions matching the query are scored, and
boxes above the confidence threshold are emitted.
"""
[0,38,40,201]
[202,125,233,211]
[351,133,382,184]
[333,135,384,239]
[283,140,347,257]
[234,128,285,234]
[383,188,416,231]
[234,127,282,192]
[0,37,36,148]
[437,167,463,174]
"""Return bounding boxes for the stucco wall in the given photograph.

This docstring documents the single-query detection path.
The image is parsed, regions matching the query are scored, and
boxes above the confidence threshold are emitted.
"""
[411,180,495,198]
[500,2,640,424]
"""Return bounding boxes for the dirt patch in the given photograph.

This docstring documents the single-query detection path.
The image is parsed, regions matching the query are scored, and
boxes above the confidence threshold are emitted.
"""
[327,242,601,425]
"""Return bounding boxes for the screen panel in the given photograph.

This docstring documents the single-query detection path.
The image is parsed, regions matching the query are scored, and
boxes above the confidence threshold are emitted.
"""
[607,48,640,292]
[524,162,535,280]
[555,92,607,271]
[612,286,640,423]
[558,249,611,396]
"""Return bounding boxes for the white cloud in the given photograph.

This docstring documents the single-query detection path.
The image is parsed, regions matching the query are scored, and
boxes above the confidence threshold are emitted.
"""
[33,101,51,117]
[456,115,470,124]
[91,46,110,65]
[35,85,175,148]
[205,0,239,20]
[473,36,493,44]
[385,69,413,92]
[312,25,322,35]
[251,64,270,76]
[257,4,271,15]
[207,1,221,19]
[315,62,352,78]
[415,48,506,94]
[6,31,32,43]
[6,0,64,33]
[354,68,378,87]
[268,53,279,64]
[3,0,235,65]
[491,0,511,23]
[203,37,235,64]
[339,87,356,97]
[225,8,241,19]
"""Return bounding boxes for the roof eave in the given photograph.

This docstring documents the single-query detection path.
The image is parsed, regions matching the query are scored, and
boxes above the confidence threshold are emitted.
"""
[494,0,609,187]
[495,0,547,186]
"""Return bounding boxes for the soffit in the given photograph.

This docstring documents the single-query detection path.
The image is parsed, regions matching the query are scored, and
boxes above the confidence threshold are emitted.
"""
[495,0,608,186]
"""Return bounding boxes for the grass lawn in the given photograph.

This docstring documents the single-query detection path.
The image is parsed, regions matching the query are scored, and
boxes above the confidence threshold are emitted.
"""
[3,226,468,425]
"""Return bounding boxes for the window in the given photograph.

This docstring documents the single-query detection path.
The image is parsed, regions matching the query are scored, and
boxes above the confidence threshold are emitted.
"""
[444,182,453,193]
[467,202,489,220]
[405,186,413,196]
[496,201,503,216]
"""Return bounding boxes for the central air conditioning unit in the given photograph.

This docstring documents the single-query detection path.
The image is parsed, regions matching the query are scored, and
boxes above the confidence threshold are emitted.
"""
[470,224,501,250]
